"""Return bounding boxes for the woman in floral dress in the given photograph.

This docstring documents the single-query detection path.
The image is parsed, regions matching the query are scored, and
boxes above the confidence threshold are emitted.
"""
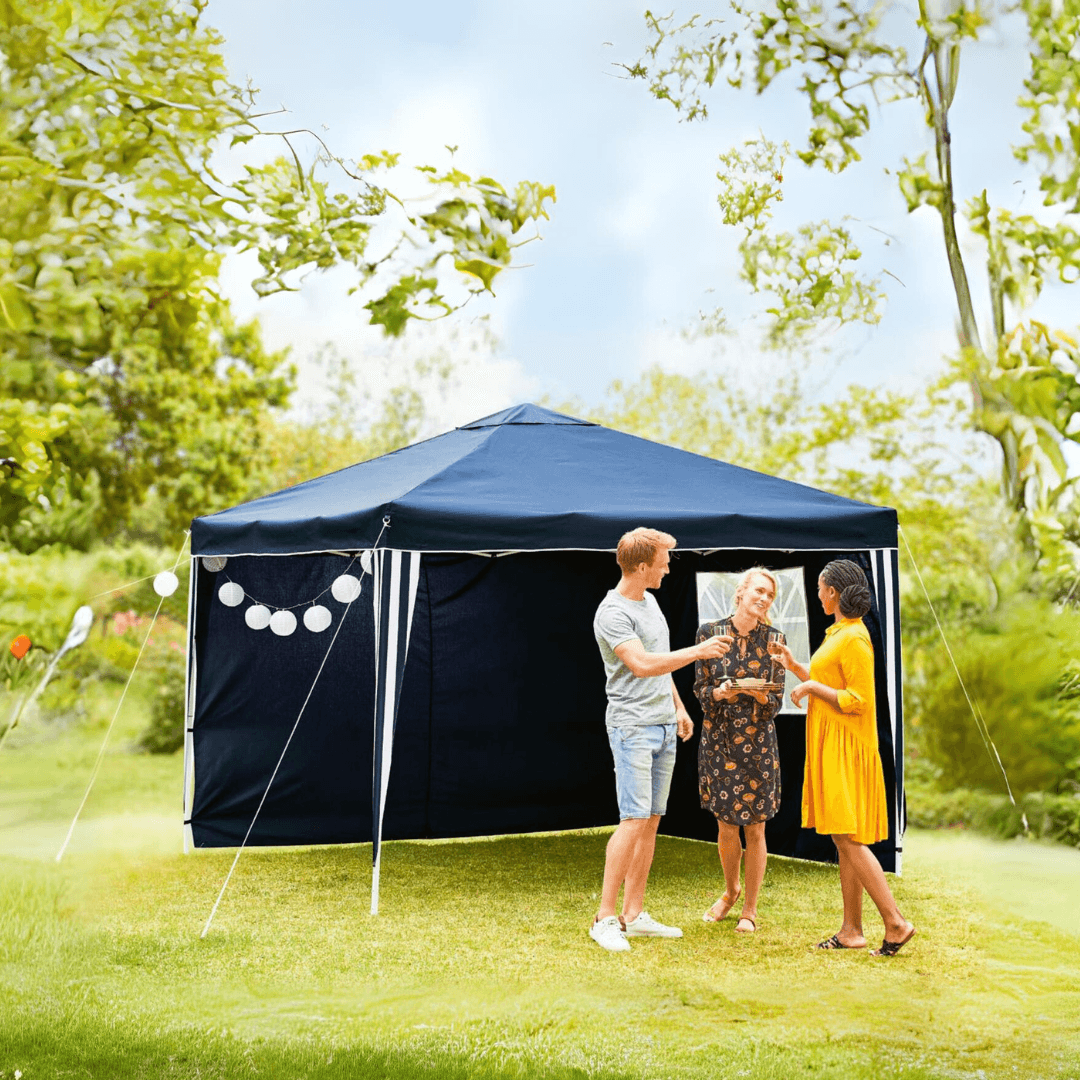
[695,568,785,933]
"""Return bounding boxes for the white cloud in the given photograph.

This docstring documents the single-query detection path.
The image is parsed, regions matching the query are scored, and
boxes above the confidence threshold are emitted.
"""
[425,351,539,432]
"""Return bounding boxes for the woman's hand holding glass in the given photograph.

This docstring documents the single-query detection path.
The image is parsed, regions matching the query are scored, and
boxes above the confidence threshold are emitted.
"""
[767,638,794,669]
[768,637,810,689]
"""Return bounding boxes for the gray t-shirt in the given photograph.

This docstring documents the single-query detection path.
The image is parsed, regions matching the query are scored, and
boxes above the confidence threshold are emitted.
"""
[593,589,676,728]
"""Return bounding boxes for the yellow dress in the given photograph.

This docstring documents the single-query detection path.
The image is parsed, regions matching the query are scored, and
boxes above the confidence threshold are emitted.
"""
[801,617,888,845]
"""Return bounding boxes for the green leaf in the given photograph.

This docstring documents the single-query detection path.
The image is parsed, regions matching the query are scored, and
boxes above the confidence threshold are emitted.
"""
[453,257,500,292]
[364,275,441,337]
[0,285,32,331]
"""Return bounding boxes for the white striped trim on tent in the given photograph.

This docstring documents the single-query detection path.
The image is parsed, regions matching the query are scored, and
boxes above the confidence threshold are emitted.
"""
[371,549,422,915]
[869,549,905,873]
[183,554,198,855]
[192,544,901,559]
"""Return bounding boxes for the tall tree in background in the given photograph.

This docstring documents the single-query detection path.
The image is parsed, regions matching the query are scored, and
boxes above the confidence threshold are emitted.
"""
[0,0,554,550]
[626,0,1080,592]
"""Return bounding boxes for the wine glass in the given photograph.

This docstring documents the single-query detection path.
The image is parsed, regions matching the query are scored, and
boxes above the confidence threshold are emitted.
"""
[766,627,784,693]
[716,619,734,697]
[720,619,733,682]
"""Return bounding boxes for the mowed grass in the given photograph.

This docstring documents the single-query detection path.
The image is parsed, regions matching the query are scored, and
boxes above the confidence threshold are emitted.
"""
[1,695,1079,1079]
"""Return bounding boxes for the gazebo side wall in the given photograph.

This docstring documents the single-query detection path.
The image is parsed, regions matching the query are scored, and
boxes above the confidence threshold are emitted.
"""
[189,548,900,872]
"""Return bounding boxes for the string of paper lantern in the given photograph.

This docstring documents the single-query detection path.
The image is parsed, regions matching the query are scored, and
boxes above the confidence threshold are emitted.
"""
[203,552,373,637]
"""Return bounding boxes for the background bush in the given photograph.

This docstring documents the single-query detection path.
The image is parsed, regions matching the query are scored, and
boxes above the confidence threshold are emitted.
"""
[908,599,1080,796]
[137,655,186,755]
[906,785,1080,847]
[0,545,188,747]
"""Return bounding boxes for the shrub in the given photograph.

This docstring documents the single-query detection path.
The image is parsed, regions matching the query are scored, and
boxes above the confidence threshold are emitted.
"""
[1,546,190,744]
[906,783,1080,848]
[137,657,186,755]
[909,599,1080,795]
[0,544,188,655]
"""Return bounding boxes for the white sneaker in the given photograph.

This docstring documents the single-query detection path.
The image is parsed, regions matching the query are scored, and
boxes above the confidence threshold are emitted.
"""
[590,915,630,952]
[623,911,683,938]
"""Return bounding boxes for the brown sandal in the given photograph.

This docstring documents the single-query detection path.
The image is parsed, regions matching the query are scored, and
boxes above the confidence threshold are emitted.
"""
[703,891,740,923]
[735,915,757,933]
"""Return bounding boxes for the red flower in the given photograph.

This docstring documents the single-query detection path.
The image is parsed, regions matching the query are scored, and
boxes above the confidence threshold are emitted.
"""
[9,635,31,659]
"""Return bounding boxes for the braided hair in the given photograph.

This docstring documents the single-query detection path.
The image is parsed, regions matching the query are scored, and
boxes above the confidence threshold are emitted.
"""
[820,559,872,619]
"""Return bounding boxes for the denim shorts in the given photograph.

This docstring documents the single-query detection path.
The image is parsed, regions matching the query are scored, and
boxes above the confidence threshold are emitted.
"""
[605,723,678,820]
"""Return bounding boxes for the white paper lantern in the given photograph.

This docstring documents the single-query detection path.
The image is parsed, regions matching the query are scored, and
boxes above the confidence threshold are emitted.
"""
[154,571,179,597]
[202,556,228,573]
[360,550,373,575]
[244,604,271,630]
[218,581,244,607]
[270,610,297,637]
[303,605,332,633]
[331,574,361,603]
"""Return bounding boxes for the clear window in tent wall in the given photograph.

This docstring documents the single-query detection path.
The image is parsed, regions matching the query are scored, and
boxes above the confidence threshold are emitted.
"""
[695,568,810,714]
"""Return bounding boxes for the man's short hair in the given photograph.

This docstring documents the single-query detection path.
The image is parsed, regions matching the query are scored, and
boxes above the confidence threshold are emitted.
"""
[616,527,677,574]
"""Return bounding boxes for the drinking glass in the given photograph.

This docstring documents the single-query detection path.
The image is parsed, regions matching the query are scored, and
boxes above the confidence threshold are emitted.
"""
[766,627,784,693]
[720,621,733,682]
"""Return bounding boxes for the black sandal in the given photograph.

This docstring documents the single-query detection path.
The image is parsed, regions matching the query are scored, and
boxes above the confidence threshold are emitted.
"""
[816,933,857,950]
[870,926,916,957]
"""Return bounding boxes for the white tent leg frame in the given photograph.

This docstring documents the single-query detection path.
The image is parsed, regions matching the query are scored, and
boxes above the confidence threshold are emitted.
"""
[370,550,421,915]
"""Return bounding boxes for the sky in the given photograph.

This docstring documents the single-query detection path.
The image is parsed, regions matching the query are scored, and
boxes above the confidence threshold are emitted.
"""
[204,1,1073,436]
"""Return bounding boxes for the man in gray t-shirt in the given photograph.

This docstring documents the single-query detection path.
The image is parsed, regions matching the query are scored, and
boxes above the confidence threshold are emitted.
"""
[594,588,677,730]
[588,527,730,953]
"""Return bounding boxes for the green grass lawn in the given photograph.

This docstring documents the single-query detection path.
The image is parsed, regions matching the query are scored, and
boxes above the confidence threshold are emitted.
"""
[1,693,1078,1079]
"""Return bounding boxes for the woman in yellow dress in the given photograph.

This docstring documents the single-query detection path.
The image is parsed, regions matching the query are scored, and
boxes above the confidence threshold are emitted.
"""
[771,559,916,956]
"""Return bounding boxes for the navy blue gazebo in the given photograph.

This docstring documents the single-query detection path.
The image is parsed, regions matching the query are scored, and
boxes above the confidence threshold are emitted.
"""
[185,404,905,908]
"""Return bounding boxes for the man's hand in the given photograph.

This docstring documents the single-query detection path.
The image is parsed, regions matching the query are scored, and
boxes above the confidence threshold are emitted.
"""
[695,634,732,661]
[676,708,694,742]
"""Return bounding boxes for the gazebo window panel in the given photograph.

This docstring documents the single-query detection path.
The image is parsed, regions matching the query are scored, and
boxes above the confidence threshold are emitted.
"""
[695,567,809,713]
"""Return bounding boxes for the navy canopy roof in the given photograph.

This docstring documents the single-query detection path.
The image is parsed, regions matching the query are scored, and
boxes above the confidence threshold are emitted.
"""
[191,404,897,555]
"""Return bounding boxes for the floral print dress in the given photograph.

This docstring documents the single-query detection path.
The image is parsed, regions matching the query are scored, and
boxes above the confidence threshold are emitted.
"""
[694,618,784,826]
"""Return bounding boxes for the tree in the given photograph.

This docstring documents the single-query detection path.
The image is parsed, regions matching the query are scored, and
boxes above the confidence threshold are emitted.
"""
[241,349,438,506]
[625,0,1080,591]
[0,0,554,549]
